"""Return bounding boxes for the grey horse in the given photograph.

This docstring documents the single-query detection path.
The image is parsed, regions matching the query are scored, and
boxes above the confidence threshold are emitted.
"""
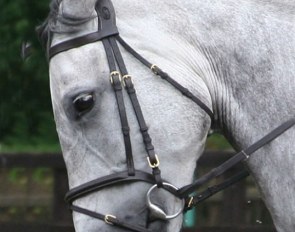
[38,0,295,231]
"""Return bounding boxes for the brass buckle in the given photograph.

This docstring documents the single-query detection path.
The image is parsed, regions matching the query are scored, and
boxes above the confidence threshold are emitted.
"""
[147,155,160,168]
[104,214,116,225]
[187,196,194,208]
[110,71,121,84]
[122,75,133,87]
[150,64,159,75]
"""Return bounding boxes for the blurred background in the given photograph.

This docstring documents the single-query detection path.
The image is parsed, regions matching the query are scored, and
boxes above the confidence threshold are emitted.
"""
[0,1,275,231]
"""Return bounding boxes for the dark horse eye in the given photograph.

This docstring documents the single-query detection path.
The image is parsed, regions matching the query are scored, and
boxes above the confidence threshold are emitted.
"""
[73,93,95,116]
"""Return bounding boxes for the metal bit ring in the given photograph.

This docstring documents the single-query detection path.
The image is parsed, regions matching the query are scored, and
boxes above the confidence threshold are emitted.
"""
[146,182,184,220]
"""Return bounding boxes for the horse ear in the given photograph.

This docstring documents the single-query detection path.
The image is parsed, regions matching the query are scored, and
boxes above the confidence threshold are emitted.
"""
[21,41,32,61]
[61,0,97,18]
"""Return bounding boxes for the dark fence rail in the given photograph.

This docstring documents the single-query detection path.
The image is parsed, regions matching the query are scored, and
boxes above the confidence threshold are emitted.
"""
[0,153,65,168]
[0,151,276,232]
[0,223,74,232]
[184,227,276,232]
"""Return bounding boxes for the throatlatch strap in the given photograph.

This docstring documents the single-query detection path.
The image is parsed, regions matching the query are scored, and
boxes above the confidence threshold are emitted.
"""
[116,35,214,121]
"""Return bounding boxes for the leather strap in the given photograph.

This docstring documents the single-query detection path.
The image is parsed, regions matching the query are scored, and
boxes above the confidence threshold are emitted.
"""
[178,117,295,198]
[49,0,119,59]
[70,205,152,232]
[65,170,157,203]
[124,75,163,187]
[184,170,250,210]
[103,38,135,176]
[108,36,163,186]
[116,35,214,121]
[152,66,214,120]
[49,30,119,59]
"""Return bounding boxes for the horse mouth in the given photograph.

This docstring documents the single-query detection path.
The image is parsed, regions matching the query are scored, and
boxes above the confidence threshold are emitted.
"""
[146,219,168,232]
[146,207,169,232]
[122,206,168,232]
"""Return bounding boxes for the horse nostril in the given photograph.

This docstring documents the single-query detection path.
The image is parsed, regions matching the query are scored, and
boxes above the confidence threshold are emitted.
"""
[73,93,95,116]
[123,207,150,228]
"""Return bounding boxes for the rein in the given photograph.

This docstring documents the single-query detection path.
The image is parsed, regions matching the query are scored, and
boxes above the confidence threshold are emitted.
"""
[48,0,295,231]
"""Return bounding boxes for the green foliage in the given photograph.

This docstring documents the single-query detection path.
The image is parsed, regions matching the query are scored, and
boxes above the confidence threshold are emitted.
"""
[0,0,60,151]
[206,133,232,150]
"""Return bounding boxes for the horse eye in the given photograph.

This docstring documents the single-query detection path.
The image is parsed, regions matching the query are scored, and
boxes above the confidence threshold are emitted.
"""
[73,93,95,116]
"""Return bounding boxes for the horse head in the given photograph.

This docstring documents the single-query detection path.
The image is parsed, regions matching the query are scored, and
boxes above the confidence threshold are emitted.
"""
[38,0,295,231]
[40,0,213,231]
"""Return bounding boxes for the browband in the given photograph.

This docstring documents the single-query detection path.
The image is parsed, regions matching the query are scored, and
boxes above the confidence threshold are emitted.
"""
[49,29,118,58]
[49,0,118,59]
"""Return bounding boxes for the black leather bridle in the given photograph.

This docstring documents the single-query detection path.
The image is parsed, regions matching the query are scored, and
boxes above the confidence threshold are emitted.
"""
[48,0,295,231]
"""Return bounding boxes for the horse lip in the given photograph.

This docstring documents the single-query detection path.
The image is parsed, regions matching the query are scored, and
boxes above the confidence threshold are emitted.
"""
[123,206,167,230]
[122,206,150,228]
[146,215,168,231]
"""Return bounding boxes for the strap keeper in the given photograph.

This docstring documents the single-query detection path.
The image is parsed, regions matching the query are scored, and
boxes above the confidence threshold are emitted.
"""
[122,126,130,135]
[151,64,159,75]
[104,214,116,225]
[182,89,193,98]
[140,127,149,133]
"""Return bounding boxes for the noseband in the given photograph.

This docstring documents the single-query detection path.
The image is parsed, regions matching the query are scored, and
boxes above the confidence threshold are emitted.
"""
[49,0,295,231]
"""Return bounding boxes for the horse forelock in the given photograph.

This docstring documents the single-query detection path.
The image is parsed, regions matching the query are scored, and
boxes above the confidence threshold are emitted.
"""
[36,0,95,56]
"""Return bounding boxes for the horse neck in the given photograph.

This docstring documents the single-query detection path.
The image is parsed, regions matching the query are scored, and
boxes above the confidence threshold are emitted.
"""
[190,5,295,228]
[114,0,295,147]
[185,0,295,149]
[53,0,294,149]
